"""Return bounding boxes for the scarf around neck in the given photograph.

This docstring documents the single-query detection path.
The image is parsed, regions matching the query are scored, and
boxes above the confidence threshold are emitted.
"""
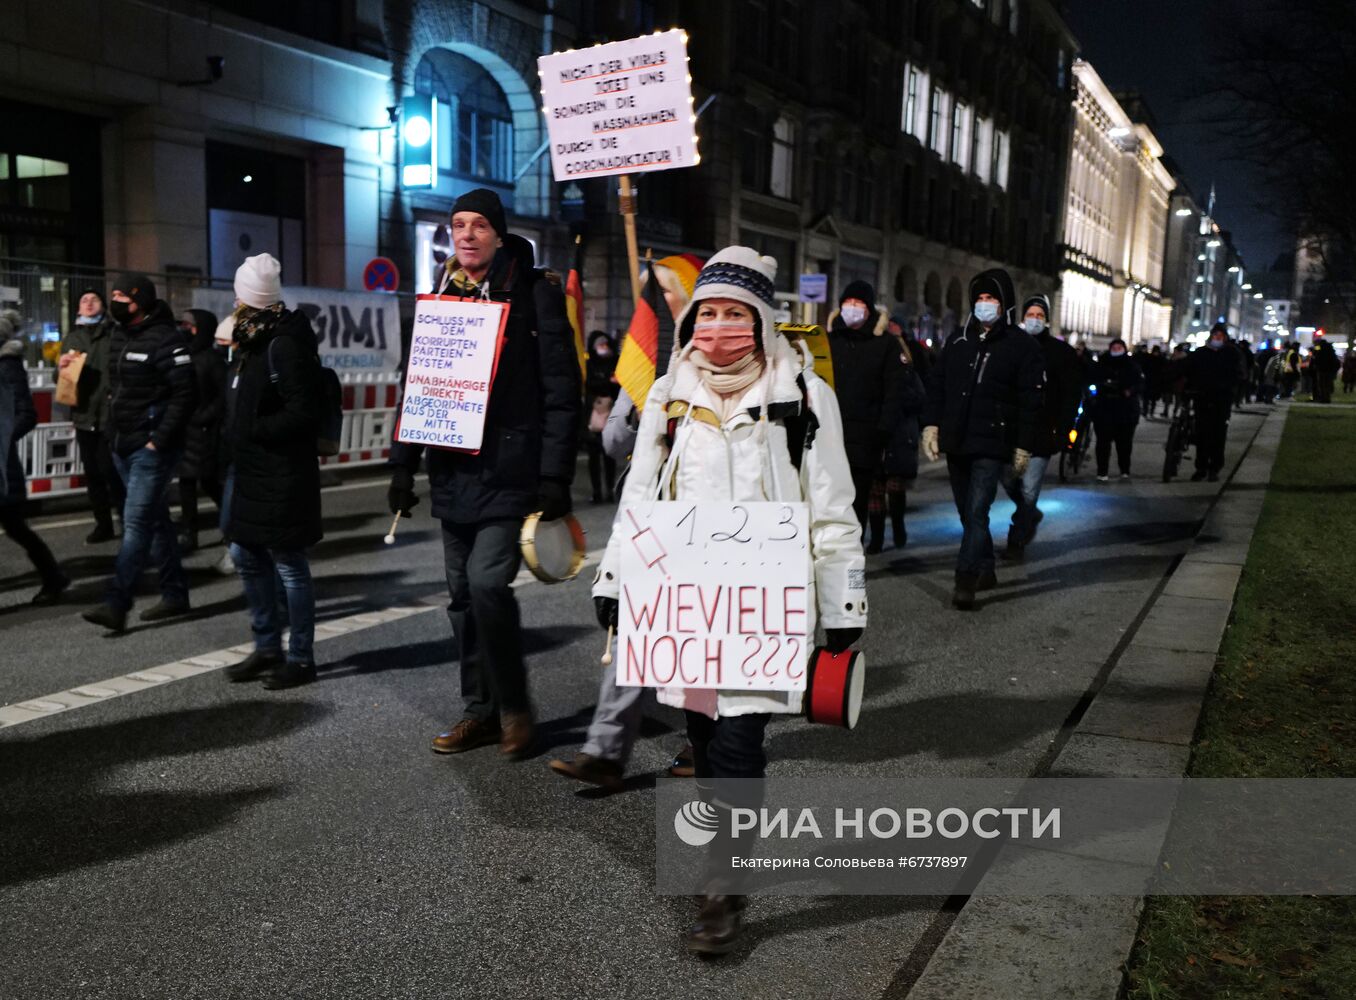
[690,348,764,399]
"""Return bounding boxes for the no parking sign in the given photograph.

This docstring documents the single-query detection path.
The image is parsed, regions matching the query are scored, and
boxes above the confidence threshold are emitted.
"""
[363,257,400,293]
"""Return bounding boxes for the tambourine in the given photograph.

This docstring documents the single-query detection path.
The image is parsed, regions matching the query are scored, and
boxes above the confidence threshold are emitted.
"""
[520,512,587,584]
[804,647,866,729]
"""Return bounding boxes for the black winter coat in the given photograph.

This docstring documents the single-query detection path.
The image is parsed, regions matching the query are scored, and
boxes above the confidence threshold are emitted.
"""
[0,339,36,507]
[59,315,118,432]
[827,308,905,471]
[1090,354,1144,428]
[1186,344,1238,402]
[882,354,926,479]
[106,301,195,457]
[390,236,581,524]
[179,335,227,480]
[922,320,1046,459]
[1032,331,1086,457]
[223,310,323,550]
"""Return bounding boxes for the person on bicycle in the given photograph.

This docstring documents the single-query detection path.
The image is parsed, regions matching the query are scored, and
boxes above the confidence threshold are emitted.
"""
[1187,323,1239,481]
[1090,338,1145,482]
[1000,294,1081,560]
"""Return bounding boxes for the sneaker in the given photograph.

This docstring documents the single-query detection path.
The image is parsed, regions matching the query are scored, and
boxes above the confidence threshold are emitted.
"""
[1096,474,1110,483]
[262,660,317,690]
[431,718,502,755]
[31,575,71,606]
[139,599,191,623]
[81,603,127,634]
[548,752,624,792]
[225,648,284,683]
[85,524,116,545]
[215,549,235,576]
[1119,472,1132,481]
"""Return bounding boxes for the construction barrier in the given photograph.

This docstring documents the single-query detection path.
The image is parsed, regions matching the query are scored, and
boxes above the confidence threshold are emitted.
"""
[21,368,401,499]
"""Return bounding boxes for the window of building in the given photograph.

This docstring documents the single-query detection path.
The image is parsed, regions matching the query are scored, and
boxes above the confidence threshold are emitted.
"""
[929,87,950,156]
[773,0,802,73]
[10,155,70,213]
[769,115,797,200]
[740,111,768,192]
[974,117,993,182]
[902,66,920,136]
[994,129,1011,189]
[415,50,515,187]
[952,102,973,173]
[739,229,797,292]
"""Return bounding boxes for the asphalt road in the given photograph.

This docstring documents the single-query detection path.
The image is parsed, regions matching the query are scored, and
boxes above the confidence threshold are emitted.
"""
[0,409,1269,1000]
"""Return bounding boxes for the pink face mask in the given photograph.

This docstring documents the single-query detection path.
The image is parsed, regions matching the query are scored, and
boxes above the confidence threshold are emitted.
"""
[691,320,757,367]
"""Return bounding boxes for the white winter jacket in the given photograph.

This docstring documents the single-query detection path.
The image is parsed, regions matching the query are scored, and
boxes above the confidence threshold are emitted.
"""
[594,335,866,718]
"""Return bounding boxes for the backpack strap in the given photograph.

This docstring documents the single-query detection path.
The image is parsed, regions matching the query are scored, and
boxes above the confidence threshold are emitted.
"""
[661,377,818,471]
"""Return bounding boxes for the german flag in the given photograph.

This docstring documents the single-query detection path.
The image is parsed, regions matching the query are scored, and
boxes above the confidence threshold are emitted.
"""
[615,265,671,413]
[564,241,587,384]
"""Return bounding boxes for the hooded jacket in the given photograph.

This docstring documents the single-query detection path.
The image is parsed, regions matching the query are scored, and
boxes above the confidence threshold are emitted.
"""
[60,312,119,433]
[389,233,581,523]
[826,302,906,471]
[921,269,1046,458]
[0,336,35,505]
[1018,296,1085,457]
[106,300,196,457]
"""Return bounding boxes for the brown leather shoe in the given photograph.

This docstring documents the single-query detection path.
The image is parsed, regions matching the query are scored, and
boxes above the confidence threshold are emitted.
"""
[499,711,535,759]
[431,718,501,755]
[686,894,745,956]
[668,743,696,778]
[549,752,624,791]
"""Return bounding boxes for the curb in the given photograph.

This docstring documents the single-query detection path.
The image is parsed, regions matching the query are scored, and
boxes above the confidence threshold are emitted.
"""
[903,405,1289,1000]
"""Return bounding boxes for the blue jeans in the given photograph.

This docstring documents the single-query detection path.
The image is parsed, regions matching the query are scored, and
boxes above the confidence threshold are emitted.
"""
[946,455,1004,579]
[231,542,315,665]
[1001,454,1050,546]
[110,447,188,611]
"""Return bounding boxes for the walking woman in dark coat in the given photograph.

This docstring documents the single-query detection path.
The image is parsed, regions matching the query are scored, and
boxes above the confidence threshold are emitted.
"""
[176,308,226,552]
[0,319,68,603]
[870,334,926,551]
[1090,338,1145,481]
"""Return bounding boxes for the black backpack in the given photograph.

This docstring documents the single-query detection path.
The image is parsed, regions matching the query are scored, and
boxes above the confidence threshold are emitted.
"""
[267,337,344,457]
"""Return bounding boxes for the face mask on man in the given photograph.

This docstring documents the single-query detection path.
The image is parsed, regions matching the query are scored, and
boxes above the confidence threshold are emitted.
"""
[109,299,134,324]
[1110,348,1126,358]
[692,320,757,367]
[1022,318,1045,335]
[974,301,1001,325]
[75,313,102,325]
[840,303,868,328]
[1208,337,1226,350]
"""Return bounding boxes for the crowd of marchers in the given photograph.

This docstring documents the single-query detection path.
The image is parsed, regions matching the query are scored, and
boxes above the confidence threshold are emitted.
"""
[0,185,1305,958]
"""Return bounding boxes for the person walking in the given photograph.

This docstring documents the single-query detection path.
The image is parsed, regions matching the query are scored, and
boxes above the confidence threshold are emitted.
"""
[1187,323,1239,482]
[826,280,904,548]
[584,331,619,503]
[1234,338,1254,409]
[1089,338,1145,482]
[388,189,580,759]
[1311,333,1340,404]
[1341,348,1356,394]
[869,332,925,552]
[1280,342,1301,399]
[81,274,194,634]
[1,318,68,604]
[590,247,865,954]
[1255,341,1279,404]
[1002,294,1081,559]
[175,309,226,552]
[921,268,1045,610]
[217,255,324,690]
[1140,344,1166,419]
[59,288,125,545]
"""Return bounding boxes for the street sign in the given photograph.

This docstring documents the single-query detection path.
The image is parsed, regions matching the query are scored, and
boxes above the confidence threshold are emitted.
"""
[363,257,400,293]
[798,273,828,303]
[537,29,698,181]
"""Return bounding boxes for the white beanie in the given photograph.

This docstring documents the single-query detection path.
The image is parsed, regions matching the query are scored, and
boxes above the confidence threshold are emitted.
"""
[234,253,283,309]
[675,246,779,349]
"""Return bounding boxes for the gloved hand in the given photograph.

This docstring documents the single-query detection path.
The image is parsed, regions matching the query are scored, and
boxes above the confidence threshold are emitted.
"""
[594,595,619,631]
[824,628,862,654]
[1012,448,1032,477]
[387,467,419,517]
[922,425,941,462]
[538,478,572,521]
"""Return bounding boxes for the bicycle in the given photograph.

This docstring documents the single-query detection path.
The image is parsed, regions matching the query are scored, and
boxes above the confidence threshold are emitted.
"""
[1058,383,1096,482]
[1162,394,1195,482]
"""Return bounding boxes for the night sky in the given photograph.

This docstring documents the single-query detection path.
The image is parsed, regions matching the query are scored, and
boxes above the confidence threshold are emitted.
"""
[1063,0,1290,273]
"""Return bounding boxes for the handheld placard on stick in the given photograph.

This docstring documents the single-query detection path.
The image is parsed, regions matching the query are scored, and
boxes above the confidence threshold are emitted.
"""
[601,624,614,667]
[383,512,402,545]
[619,175,642,305]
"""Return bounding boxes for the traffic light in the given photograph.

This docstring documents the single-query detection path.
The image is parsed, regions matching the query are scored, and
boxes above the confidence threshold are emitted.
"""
[401,93,437,189]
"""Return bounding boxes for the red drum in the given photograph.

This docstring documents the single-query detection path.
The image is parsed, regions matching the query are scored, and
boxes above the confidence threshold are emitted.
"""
[805,647,865,729]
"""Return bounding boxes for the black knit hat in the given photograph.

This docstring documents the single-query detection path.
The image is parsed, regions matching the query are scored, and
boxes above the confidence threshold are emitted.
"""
[451,188,507,237]
[1209,321,1229,336]
[113,272,156,311]
[1021,294,1052,323]
[840,280,875,308]
[969,268,1016,314]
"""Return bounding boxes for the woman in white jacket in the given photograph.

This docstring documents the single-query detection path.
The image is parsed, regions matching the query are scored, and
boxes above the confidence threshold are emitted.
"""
[591,247,867,954]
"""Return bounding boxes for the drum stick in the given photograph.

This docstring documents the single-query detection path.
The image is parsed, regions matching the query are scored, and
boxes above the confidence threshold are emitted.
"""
[383,512,402,545]
[601,624,614,666]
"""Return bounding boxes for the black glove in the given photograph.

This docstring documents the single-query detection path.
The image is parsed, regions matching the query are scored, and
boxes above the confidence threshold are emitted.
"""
[538,478,572,521]
[824,628,862,654]
[594,596,619,631]
[387,467,419,517]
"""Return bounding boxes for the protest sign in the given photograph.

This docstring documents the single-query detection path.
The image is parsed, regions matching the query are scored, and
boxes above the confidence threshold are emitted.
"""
[617,501,811,692]
[538,29,698,180]
[396,296,508,453]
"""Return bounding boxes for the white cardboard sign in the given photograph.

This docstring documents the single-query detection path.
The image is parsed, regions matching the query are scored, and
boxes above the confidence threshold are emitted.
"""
[617,501,811,692]
[538,29,697,181]
[396,296,508,453]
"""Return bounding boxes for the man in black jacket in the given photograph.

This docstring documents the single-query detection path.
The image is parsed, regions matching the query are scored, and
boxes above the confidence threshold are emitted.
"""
[82,273,195,633]
[1186,323,1238,482]
[1002,294,1081,560]
[389,189,580,759]
[59,288,125,544]
[921,268,1046,609]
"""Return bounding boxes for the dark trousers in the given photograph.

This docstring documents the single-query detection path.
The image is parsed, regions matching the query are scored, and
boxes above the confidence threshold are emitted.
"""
[1194,397,1231,474]
[1315,372,1336,404]
[946,455,1003,579]
[1093,416,1136,476]
[586,433,616,502]
[442,518,529,722]
[109,447,188,611]
[850,467,873,536]
[0,505,63,587]
[76,429,124,530]
[179,475,223,536]
[685,710,771,781]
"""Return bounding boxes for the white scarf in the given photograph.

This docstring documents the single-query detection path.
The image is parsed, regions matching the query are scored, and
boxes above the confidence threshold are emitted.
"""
[689,348,764,399]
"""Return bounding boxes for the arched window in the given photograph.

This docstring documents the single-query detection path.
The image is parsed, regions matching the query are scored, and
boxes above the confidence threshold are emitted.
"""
[414,50,514,185]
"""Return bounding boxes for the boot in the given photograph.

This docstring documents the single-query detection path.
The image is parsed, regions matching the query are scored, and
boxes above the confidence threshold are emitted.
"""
[431,718,502,755]
[866,510,885,554]
[548,752,624,792]
[140,598,191,622]
[889,491,908,549]
[225,648,284,683]
[976,570,998,592]
[262,660,317,690]
[686,894,746,956]
[85,520,116,545]
[81,603,127,634]
[31,574,71,606]
[952,574,977,611]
